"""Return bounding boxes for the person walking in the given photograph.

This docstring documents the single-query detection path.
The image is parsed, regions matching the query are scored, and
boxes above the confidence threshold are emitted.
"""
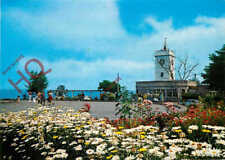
[23,94,26,101]
[47,91,53,105]
[32,92,36,103]
[37,92,41,104]
[17,96,20,103]
[40,91,46,106]
[28,91,32,102]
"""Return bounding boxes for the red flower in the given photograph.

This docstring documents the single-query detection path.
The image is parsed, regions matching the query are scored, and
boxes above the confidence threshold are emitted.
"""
[84,103,91,111]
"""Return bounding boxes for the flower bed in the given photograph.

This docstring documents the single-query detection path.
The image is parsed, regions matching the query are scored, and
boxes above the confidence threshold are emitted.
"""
[0,106,224,160]
[172,106,225,127]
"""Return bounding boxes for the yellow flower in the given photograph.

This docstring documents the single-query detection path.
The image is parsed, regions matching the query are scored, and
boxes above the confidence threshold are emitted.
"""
[101,120,106,124]
[174,129,182,133]
[7,123,12,126]
[18,130,25,135]
[53,136,59,139]
[179,132,186,138]
[40,136,44,143]
[212,130,218,134]
[111,150,118,153]
[202,129,211,133]
[21,135,28,140]
[140,135,145,139]
[102,134,106,137]
[106,155,113,159]
[78,139,84,143]
[188,129,192,133]
[118,126,124,129]
[85,142,90,145]
[43,110,48,114]
[115,131,123,135]
[76,126,81,130]
[138,148,147,152]
[66,113,71,117]
[87,121,92,125]
[149,129,155,132]
[63,125,68,129]
[140,132,145,135]
[16,119,22,123]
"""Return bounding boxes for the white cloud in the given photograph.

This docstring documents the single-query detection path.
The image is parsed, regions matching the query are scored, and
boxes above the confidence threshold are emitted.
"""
[134,16,225,70]
[7,0,127,55]
[145,17,173,33]
[18,56,154,90]
[6,1,225,61]
[5,0,225,89]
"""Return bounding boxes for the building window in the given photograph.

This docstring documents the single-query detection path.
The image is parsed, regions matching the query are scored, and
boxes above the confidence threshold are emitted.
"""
[160,72,164,77]
[173,89,178,97]
[167,89,173,97]
[159,59,165,66]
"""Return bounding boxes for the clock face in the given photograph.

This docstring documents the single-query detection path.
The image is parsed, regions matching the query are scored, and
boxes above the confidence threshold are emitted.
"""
[159,59,165,66]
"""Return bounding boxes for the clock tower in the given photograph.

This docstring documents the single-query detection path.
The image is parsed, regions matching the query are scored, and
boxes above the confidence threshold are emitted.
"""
[155,38,175,81]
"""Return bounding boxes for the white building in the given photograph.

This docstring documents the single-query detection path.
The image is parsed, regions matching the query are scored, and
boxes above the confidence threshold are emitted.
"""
[136,39,197,101]
[155,38,175,81]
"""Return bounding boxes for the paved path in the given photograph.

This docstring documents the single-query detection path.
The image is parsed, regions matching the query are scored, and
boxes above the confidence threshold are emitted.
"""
[0,100,186,119]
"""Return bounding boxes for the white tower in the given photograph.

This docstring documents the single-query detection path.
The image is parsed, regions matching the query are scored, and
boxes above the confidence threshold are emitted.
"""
[155,38,175,81]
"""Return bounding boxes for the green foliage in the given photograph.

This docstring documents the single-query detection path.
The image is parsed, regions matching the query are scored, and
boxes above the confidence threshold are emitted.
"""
[182,92,199,100]
[119,86,137,103]
[115,86,151,121]
[115,102,134,119]
[202,44,225,92]
[107,93,116,101]
[26,71,48,93]
[98,80,120,94]
[199,94,225,110]
[100,92,116,101]
[115,94,153,120]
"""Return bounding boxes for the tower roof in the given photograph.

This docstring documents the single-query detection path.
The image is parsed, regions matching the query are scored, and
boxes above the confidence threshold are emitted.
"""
[163,37,168,50]
[155,38,175,57]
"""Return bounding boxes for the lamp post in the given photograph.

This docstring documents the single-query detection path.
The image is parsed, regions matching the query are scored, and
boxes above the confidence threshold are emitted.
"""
[116,73,121,101]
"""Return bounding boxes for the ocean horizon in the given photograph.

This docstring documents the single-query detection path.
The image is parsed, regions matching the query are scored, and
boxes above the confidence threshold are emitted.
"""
[0,89,101,99]
[0,89,136,99]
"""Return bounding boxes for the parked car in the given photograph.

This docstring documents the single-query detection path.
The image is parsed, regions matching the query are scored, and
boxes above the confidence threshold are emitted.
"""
[84,96,91,101]
[184,99,199,106]
[153,98,159,102]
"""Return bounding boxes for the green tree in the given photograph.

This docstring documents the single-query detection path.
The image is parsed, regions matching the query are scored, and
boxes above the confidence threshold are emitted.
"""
[56,85,68,96]
[98,80,120,93]
[26,71,48,93]
[202,44,225,92]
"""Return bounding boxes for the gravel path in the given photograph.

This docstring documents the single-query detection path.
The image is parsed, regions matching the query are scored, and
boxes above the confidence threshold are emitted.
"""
[0,100,186,119]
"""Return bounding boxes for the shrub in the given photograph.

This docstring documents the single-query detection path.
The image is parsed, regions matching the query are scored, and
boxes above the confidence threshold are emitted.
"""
[182,92,199,100]
[199,94,225,110]
[170,106,225,127]
[100,92,115,101]
[107,93,116,101]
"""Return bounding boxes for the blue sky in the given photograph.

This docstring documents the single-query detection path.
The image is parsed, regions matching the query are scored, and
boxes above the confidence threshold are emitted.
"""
[1,0,225,92]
